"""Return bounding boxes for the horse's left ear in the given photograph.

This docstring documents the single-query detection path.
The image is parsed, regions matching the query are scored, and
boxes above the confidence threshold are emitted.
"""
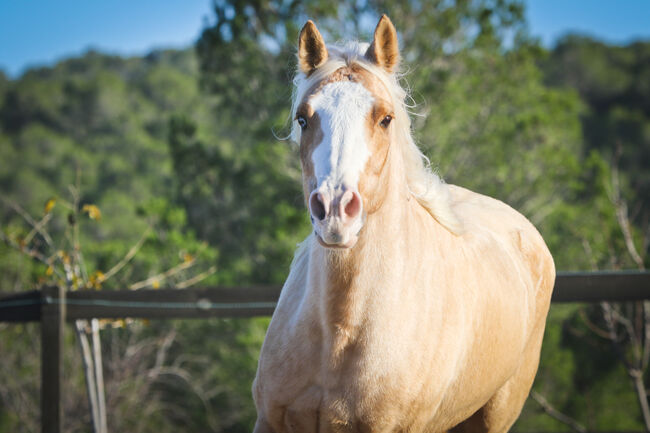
[365,14,399,73]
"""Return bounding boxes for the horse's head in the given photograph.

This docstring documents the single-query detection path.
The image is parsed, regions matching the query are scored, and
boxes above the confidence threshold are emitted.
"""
[293,15,401,249]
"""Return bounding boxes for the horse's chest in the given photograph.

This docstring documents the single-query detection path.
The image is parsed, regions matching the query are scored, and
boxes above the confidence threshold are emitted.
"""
[278,379,411,433]
[267,332,426,433]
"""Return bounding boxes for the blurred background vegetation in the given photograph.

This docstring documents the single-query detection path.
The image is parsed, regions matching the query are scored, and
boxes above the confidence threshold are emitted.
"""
[0,0,649,432]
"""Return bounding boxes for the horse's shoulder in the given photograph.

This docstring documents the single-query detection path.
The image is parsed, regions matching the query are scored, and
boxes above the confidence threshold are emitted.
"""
[257,234,320,376]
[448,184,555,294]
[274,235,313,317]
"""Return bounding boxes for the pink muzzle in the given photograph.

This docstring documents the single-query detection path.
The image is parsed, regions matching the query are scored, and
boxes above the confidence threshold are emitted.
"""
[309,188,364,248]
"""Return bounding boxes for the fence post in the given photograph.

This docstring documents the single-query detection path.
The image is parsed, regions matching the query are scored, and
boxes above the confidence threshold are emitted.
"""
[41,285,65,433]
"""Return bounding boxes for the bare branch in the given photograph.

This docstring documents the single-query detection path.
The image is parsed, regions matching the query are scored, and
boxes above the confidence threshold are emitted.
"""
[601,302,633,371]
[0,230,66,281]
[99,227,152,284]
[609,304,639,345]
[129,259,196,290]
[175,266,217,289]
[609,147,645,270]
[530,391,587,433]
[0,195,55,247]
[23,213,53,246]
[581,238,599,272]
[615,198,646,270]
[578,308,611,339]
[154,330,177,371]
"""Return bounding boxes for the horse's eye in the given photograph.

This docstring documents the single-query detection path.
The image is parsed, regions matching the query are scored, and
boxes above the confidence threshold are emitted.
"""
[380,115,393,128]
[296,116,307,130]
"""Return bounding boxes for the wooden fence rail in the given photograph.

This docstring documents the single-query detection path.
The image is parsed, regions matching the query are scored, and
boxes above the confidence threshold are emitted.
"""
[0,285,282,322]
[0,271,649,433]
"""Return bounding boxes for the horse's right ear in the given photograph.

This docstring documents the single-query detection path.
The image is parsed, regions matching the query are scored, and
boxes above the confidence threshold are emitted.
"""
[298,20,328,75]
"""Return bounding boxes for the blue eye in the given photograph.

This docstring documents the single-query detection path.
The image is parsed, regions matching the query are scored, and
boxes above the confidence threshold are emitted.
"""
[297,116,307,130]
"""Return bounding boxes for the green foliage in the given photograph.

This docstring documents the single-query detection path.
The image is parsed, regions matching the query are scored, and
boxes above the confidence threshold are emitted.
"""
[542,35,650,225]
[168,113,310,285]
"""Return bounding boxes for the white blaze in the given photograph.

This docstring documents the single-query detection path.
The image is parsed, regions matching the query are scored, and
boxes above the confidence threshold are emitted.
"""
[309,81,374,191]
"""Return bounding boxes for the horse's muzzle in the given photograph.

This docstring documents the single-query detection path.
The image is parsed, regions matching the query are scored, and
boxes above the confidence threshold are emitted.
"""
[309,188,364,248]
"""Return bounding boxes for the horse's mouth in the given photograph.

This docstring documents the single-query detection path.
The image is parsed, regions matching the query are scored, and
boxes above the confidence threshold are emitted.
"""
[311,210,365,250]
[315,231,359,249]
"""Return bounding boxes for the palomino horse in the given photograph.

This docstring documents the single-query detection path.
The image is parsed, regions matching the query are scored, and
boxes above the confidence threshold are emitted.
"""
[253,15,555,433]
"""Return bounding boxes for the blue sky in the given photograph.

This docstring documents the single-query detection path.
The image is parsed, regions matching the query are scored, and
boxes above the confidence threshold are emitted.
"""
[526,0,650,46]
[0,0,210,77]
[1,0,649,77]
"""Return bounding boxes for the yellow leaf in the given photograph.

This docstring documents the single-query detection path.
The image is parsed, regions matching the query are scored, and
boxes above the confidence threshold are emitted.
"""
[88,271,105,289]
[46,266,54,276]
[44,198,56,214]
[183,253,193,263]
[82,204,102,221]
[152,279,160,289]
[59,251,70,265]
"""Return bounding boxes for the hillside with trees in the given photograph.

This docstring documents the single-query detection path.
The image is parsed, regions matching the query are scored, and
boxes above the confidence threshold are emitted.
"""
[0,1,648,432]
[542,35,650,226]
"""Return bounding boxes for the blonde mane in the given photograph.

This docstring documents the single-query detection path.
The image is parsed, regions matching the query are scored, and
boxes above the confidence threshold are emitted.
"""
[290,42,464,235]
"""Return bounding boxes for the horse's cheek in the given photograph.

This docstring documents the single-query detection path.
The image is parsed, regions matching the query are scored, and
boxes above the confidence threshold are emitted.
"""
[359,134,390,213]
[300,129,321,204]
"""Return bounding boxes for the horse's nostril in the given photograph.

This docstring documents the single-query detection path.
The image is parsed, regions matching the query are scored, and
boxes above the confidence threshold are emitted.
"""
[310,192,327,221]
[342,190,362,220]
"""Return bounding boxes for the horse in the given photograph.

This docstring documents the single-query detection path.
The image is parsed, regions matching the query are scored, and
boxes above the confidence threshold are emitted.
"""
[252,15,555,433]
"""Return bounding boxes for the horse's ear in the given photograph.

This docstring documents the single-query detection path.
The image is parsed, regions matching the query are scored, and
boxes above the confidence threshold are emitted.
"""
[365,15,399,73]
[298,20,328,75]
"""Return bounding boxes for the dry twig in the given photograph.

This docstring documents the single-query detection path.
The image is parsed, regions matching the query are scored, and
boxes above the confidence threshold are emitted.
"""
[530,391,587,433]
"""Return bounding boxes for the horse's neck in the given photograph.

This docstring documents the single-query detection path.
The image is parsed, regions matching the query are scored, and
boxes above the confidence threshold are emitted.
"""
[308,156,413,357]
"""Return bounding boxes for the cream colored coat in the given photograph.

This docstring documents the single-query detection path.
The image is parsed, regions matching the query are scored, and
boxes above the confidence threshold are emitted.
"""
[253,148,554,433]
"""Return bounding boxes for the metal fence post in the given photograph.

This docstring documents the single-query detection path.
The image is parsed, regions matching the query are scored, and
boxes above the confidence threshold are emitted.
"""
[41,285,65,433]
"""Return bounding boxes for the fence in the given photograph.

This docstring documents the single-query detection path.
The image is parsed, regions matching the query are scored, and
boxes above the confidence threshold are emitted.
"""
[0,270,649,433]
